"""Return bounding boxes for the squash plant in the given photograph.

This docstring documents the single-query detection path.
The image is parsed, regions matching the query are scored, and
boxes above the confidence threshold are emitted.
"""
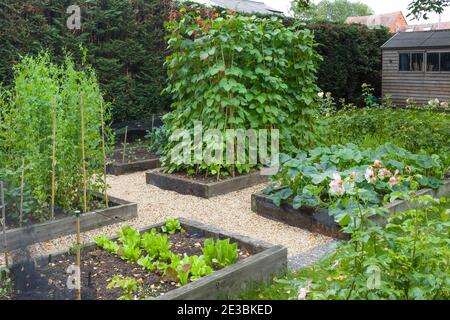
[162,8,321,177]
[0,52,113,222]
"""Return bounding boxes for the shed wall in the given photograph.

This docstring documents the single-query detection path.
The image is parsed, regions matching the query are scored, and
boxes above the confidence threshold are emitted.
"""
[382,50,450,105]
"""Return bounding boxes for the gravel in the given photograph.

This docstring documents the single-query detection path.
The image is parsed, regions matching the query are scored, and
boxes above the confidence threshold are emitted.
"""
[1,171,333,266]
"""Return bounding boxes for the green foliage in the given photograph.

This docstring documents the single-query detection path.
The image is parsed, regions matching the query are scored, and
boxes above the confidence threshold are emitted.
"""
[407,0,450,20]
[161,218,182,235]
[265,143,446,230]
[0,268,12,300]
[298,0,374,23]
[202,238,239,267]
[117,226,141,262]
[95,236,119,255]
[107,275,143,300]
[240,196,450,300]
[324,107,450,168]
[95,225,240,292]
[162,9,321,176]
[308,23,391,106]
[146,124,169,156]
[0,53,112,221]
[0,0,173,122]
[141,228,172,260]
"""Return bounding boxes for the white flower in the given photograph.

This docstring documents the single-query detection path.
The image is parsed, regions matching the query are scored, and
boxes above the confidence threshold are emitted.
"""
[365,167,377,184]
[378,168,392,180]
[318,92,324,99]
[329,173,345,196]
[298,287,308,300]
[440,101,449,108]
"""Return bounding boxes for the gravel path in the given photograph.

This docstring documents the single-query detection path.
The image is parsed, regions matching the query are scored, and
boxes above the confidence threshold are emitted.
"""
[1,171,332,266]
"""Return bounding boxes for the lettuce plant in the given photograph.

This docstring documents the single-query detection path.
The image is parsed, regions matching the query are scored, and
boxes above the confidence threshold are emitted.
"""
[202,238,239,267]
[161,219,182,235]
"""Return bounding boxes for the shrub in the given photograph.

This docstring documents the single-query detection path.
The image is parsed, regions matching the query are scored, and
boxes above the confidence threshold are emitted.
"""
[0,53,112,222]
[240,196,450,300]
[324,107,450,168]
[161,9,321,177]
[0,0,174,122]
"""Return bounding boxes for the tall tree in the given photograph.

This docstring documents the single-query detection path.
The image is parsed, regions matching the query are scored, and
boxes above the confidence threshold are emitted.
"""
[293,0,373,23]
[408,0,450,19]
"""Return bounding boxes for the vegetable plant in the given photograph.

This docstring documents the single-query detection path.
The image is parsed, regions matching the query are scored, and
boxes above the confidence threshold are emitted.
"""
[95,236,119,255]
[162,8,321,177]
[161,218,182,235]
[202,238,239,267]
[141,228,172,260]
[107,275,143,300]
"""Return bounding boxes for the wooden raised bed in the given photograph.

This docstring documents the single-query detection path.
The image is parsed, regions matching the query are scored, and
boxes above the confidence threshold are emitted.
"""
[252,178,450,240]
[146,168,269,198]
[9,218,287,300]
[106,157,160,176]
[1,194,137,253]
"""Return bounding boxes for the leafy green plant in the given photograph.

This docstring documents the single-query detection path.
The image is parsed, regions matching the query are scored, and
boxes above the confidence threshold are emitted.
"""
[323,106,450,168]
[202,238,239,267]
[95,236,119,255]
[161,218,182,235]
[0,268,12,300]
[162,8,321,177]
[107,275,143,300]
[116,226,141,262]
[146,124,169,156]
[265,143,446,231]
[140,228,172,260]
[187,255,214,281]
[240,196,450,300]
[0,52,113,222]
[137,255,157,272]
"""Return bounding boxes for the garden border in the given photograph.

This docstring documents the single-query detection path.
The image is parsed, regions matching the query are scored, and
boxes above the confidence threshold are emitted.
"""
[106,157,160,176]
[146,168,269,198]
[252,178,450,239]
[9,218,288,300]
[1,194,138,253]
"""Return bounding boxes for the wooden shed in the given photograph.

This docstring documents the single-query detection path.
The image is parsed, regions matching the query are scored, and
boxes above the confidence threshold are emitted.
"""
[381,30,450,105]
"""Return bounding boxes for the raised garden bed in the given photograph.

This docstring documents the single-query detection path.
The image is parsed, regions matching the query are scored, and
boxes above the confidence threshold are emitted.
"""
[8,218,287,300]
[252,178,450,240]
[146,168,269,198]
[1,194,137,253]
[107,146,160,176]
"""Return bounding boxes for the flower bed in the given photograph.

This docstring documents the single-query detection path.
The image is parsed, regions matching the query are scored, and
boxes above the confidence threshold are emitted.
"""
[8,218,287,300]
[257,143,448,237]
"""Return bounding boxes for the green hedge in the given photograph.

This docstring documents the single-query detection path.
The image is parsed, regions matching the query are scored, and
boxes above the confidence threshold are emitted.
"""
[0,0,173,122]
[0,2,391,122]
[309,22,391,104]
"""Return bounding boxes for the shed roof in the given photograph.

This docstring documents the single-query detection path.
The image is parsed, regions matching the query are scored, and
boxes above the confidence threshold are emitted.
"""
[382,30,450,50]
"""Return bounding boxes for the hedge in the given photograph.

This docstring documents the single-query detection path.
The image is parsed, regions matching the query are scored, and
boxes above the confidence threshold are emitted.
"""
[0,1,391,122]
[0,0,173,123]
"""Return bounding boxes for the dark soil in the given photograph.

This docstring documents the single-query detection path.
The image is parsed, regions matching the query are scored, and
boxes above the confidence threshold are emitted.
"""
[108,145,156,165]
[10,231,250,300]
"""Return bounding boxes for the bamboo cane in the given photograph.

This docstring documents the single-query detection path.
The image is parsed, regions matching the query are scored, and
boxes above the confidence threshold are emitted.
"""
[122,126,128,164]
[75,210,81,301]
[19,158,25,227]
[78,94,88,301]
[1,181,8,267]
[100,99,109,208]
[51,96,57,220]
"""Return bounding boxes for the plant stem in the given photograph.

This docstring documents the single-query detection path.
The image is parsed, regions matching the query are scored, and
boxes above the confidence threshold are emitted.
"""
[100,99,109,208]
[122,126,128,164]
[0,181,8,267]
[80,95,87,213]
[19,158,25,227]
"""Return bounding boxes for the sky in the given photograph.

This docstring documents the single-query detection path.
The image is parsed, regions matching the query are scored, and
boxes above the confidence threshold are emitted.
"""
[264,0,450,23]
